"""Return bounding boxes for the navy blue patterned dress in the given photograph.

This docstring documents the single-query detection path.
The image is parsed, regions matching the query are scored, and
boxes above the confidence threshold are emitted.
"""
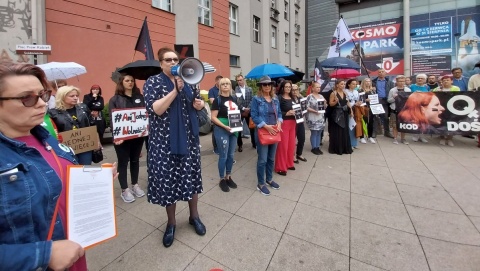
[143,73,203,207]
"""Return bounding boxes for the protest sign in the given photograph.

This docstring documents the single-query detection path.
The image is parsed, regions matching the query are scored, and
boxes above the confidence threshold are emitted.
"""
[395,91,480,135]
[300,98,307,114]
[59,126,98,154]
[111,108,149,140]
[370,104,385,114]
[228,110,243,133]
[368,94,379,104]
[293,104,304,123]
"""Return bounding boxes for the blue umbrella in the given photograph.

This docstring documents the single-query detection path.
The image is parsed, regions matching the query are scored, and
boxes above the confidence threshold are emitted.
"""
[319,57,360,69]
[245,63,294,79]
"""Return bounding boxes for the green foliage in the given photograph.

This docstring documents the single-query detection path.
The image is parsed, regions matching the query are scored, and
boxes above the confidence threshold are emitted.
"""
[102,103,110,127]
[246,79,259,96]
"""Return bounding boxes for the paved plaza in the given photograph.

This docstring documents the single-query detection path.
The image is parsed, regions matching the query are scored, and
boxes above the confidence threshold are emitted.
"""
[87,132,480,271]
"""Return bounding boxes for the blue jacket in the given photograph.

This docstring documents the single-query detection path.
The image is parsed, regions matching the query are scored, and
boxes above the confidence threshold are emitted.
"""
[250,95,283,128]
[0,126,77,271]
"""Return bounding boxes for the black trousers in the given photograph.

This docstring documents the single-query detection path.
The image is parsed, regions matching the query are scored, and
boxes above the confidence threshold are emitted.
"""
[113,137,144,189]
[237,114,256,147]
[296,122,305,156]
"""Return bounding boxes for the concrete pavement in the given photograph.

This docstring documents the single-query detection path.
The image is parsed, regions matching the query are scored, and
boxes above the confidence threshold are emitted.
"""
[87,132,480,271]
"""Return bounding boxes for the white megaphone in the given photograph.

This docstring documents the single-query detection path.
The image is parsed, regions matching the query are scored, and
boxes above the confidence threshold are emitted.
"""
[171,57,205,85]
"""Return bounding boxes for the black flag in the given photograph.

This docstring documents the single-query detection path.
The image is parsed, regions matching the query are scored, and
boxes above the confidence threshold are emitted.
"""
[134,17,155,60]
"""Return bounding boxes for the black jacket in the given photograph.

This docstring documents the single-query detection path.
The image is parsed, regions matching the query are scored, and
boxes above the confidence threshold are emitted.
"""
[83,94,105,111]
[48,103,92,132]
[108,93,145,129]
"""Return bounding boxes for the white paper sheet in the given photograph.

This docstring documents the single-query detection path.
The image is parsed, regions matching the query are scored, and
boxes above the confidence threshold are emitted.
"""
[368,94,379,104]
[67,166,116,249]
[370,104,386,115]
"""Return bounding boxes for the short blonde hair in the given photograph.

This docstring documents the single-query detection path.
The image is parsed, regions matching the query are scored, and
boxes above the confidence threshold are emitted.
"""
[218,78,233,95]
[55,85,80,110]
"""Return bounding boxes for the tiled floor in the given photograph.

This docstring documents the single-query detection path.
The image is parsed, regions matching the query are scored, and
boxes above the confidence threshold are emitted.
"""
[87,132,480,271]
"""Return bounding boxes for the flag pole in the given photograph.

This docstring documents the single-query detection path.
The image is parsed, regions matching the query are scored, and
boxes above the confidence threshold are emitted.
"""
[341,17,371,78]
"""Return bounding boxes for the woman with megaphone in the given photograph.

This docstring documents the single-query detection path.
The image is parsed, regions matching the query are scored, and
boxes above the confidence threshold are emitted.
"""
[143,47,206,248]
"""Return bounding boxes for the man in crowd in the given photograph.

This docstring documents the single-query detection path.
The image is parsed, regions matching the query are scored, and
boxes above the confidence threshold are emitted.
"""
[372,68,395,138]
[405,76,412,87]
[427,74,439,89]
[452,67,469,91]
[468,70,480,91]
[410,73,430,92]
[388,75,411,145]
[208,75,223,154]
[234,74,255,150]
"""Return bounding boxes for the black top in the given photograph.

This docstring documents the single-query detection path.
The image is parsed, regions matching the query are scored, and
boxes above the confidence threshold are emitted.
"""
[279,96,295,120]
[48,104,91,132]
[211,95,238,118]
[83,94,105,111]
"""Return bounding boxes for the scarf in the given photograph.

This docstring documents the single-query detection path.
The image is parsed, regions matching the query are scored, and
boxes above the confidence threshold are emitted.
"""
[160,73,199,155]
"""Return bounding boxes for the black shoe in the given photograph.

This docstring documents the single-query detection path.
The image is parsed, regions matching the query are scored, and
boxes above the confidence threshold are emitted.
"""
[288,167,296,170]
[384,132,394,138]
[312,148,320,155]
[293,159,299,164]
[252,144,256,149]
[162,224,175,247]
[463,135,475,139]
[238,146,243,152]
[189,217,206,236]
[296,155,307,162]
[316,148,323,155]
[226,176,237,189]
[277,171,287,176]
[219,179,230,192]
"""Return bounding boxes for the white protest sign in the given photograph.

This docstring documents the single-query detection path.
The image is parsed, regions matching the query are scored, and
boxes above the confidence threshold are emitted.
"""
[111,108,149,140]
[292,104,304,123]
[368,94,379,104]
[370,104,385,115]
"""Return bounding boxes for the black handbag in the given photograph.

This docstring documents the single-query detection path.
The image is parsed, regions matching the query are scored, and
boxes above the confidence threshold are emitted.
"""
[333,107,345,128]
[92,149,104,163]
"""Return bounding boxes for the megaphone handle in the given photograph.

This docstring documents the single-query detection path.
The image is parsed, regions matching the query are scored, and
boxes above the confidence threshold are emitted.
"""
[174,78,180,93]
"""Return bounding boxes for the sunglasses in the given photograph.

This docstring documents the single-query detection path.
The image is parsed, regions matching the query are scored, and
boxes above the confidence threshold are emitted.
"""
[260,83,273,86]
[0,89,51,107]
[163,58,179,63]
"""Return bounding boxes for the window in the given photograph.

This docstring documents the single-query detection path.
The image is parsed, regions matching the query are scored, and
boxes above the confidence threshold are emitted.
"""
[152,0,172,12]
[284,32,289,53]
[295,38,299,56]
[198,0,211,26]
[284,1,289,20]
[229,4,238,35]
[271,25,277,48]
[253,16,260,43]
[230,55,240,66]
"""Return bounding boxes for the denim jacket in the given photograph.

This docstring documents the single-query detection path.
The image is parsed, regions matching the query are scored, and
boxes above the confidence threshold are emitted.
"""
[0,126,77,271]
[250,96,283,128]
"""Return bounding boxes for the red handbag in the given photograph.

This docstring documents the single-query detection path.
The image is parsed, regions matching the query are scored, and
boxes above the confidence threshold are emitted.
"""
[258,125,281,145]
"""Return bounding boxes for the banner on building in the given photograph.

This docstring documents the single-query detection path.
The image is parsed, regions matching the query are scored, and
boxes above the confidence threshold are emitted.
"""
[395,91,480,135]
[111,108,149,140]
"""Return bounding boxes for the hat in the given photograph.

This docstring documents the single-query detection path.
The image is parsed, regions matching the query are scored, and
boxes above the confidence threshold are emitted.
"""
[91,84,101,89]
[441,75,453,80]
[256,75,274,86]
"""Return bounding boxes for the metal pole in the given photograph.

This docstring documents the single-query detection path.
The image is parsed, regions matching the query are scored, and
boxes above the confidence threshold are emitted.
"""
[403,0,411,76]
[32,0,38,65]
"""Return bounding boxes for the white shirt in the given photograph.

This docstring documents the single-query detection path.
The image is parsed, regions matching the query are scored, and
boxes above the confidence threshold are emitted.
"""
[239,85,246,99]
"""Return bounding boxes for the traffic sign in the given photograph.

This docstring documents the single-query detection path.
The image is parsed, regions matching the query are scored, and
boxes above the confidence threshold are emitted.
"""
[16,44,52,55]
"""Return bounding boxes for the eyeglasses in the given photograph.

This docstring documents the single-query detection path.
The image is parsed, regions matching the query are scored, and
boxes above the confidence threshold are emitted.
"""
[162,58,179,63]
[221,83,231,86]
[0,89,51,107]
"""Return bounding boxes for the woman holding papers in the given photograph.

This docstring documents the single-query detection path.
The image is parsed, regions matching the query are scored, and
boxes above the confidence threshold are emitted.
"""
[109,74,146,203]
[250,75,283,196]
[360,78,377,144]
[305,81,326,155]
[275,80,297,175]
[292,84,307,163]
[0,62,86,270]
[328,80,353,155]
[345,79,367,149]
[210,78,239,192]
[49,85,94,165]
[144,47,206,248]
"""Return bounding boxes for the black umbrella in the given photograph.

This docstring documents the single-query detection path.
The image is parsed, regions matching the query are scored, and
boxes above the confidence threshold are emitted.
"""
[280,68,305,83]
[117,59,161,80]
[318,57,360,69]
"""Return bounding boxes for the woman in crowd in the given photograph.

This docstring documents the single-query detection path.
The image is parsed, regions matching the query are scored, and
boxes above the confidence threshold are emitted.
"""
[397,92,445,134]
[434,75,459,146]
[360,78,377,143]
[143,47,205,248]
[275,80,296,175]
[387,75,411,145]
[345,79,365,149]
[292,84,307,163]
[49,85,94,165]
[251,75,282,196]
[211,78,239,192]
[83,84,106,143]
[109,74,146,203]
[305,81,326,155]
[328,80,353,155]
[0,62,91,270]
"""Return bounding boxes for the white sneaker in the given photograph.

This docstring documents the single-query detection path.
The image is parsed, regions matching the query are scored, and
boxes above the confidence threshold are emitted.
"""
[131,184,145,197]
[121,188,135,203]
[368,138,376,144]
[412,135,419,142]
[447,140,455,147]
[420,137,428,143]
[439,139,446,145]
[360,138,367,144]
[393,139,399,144]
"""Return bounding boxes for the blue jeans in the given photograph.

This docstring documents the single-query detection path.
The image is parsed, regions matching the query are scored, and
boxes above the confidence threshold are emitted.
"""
[255,129,278,185]
[310,130,321,149]
[349,127,358,147]
[76,151,92,165]
[214,126,237,179]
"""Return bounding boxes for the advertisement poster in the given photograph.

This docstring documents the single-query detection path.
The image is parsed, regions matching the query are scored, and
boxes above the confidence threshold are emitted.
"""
[340,6,480,78]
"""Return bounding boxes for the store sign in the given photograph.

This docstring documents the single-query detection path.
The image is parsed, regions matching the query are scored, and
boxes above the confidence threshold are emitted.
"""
[16,44,52,55]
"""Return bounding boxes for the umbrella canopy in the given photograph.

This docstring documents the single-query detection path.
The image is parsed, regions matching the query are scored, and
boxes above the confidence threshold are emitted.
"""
[37,62,86,81]
[117,59,161,80]
[319,57,360,69]
[203,62,216,73]
[330,69,361,79]
[245,63,294,79]
[280,68,305,83]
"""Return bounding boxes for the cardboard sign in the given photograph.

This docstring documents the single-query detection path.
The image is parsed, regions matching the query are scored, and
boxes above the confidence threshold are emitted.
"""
[59,126,99,154]
[111,108,149,140]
